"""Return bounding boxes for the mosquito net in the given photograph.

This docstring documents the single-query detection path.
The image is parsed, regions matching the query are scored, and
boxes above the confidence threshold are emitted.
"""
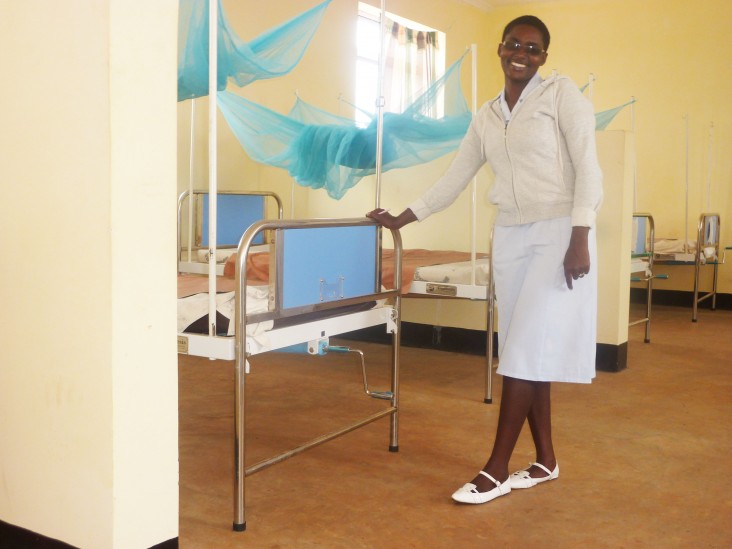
[180,0,631,199]
[595,98,636,130]
[217,52,472,199]
[178,0,331,101]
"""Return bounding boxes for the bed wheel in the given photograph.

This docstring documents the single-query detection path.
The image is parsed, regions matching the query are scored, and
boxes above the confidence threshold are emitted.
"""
[389,445,399,453]
[233,522,246,532]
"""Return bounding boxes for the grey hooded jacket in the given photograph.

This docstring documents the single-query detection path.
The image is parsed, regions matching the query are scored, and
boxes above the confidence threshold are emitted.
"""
[408,74,603,228]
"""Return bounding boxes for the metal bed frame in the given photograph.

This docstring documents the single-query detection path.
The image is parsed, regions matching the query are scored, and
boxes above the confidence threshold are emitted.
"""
[177,189,283,275]
[227,217,403,532]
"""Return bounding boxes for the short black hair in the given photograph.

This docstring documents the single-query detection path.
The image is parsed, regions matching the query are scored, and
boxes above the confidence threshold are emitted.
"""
[502,15,550,51]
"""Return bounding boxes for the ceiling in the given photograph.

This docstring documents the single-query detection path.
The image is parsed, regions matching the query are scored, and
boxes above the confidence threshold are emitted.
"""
[457,0,566,11]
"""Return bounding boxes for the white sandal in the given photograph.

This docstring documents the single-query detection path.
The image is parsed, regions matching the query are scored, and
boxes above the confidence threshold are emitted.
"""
[451,470,511,504]
[509,462,559,489]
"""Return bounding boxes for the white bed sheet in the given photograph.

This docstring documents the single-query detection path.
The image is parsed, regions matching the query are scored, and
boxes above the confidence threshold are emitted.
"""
[195,248,237,264]
[654,238,719,262]
[630,257,651,276]
[177,285,271,336]
[413,258,490,286]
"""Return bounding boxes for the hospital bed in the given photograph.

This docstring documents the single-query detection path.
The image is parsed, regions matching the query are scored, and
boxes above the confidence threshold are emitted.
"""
[177,189,283,276]
[177,217,403,531]
[225,241,497,404]
[653,212,728,322]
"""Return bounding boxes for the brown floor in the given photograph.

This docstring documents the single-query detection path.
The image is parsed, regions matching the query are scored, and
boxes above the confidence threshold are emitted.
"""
[179,304,732,548]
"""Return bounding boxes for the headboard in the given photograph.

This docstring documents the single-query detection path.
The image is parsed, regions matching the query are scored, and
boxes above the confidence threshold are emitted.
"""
[200,193,266,247]
[277,224,379,311]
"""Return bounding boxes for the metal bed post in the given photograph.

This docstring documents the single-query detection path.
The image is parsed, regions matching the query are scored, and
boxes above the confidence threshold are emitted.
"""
[176,190,189,276]
[709,216,720,313]
[643,215,655,343]
[233,335,246,532]
[389,227,402,451]
[629,213,661,343]
[692,213,721,322]
[693,221,702,322]
[466,44,494,405]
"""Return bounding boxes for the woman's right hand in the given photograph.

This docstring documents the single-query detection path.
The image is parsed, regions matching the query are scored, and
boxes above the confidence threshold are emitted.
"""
[366,208,417,230]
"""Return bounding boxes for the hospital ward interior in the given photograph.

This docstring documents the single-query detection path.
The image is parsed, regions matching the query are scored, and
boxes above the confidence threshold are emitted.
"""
[2,0,732,547]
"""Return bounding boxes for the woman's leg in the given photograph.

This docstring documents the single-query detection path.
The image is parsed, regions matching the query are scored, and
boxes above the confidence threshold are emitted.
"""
[526,381,557,476]
[528,383,557,470]
[468,376,538,492]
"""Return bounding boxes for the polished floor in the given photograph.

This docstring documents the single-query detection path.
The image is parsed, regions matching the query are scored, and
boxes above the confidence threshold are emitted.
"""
[179,304,732,548]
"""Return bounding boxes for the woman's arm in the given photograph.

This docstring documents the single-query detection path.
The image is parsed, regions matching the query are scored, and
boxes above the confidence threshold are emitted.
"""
[557,79,603,228]
[556,80,602,289]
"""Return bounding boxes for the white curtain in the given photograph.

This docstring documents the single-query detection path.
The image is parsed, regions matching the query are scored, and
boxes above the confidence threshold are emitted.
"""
[382,18,439,114]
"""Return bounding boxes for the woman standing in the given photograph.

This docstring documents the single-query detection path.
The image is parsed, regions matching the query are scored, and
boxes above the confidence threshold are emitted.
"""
[368,15,602,504]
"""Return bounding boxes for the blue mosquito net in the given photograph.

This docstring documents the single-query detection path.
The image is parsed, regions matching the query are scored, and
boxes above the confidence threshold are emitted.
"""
[595,98,636,130]
[178,0,331,101]
[218,52,473,199]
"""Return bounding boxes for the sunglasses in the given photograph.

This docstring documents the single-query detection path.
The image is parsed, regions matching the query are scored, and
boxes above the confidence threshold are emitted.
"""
[501,40,546,56]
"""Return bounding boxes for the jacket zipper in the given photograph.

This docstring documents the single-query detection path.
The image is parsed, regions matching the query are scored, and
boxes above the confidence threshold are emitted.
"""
[494,103,522,222]
[492,79,557,223]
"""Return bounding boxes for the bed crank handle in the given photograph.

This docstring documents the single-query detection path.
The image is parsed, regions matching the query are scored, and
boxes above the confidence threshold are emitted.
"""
[327,345,393,400]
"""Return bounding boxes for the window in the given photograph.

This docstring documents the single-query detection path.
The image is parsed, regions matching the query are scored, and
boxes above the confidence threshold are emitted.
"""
[355,3,445,126]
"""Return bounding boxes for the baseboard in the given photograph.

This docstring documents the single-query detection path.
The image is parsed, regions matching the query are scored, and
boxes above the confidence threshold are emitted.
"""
[150,538,179,549]
[340,321,496,357]
[595,342,628,372]
[0,520,178,549]
[0,520,77,549]
[630,288,732,309]
[341,322,628,373]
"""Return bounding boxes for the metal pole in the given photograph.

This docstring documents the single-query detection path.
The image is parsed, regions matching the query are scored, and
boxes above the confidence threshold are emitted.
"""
[208,0,218,337]
[470,44,477,286]
[374,0,386,210]
[187,100,196,263]
[588,73,595,103]
[684,114,689,254]
[631,96,637,212]
[485,227,494,403]
[706,122,714,212]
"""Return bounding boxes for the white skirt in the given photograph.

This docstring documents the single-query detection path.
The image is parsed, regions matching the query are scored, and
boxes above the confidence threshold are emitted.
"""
[493,217,597,384]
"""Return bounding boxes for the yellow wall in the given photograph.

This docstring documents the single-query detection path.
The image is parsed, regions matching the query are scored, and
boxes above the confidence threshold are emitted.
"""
[0,1,178,547]
[186,0,732,296]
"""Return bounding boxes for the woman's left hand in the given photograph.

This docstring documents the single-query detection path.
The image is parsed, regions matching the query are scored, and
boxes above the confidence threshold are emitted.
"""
[564,226,591,290]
